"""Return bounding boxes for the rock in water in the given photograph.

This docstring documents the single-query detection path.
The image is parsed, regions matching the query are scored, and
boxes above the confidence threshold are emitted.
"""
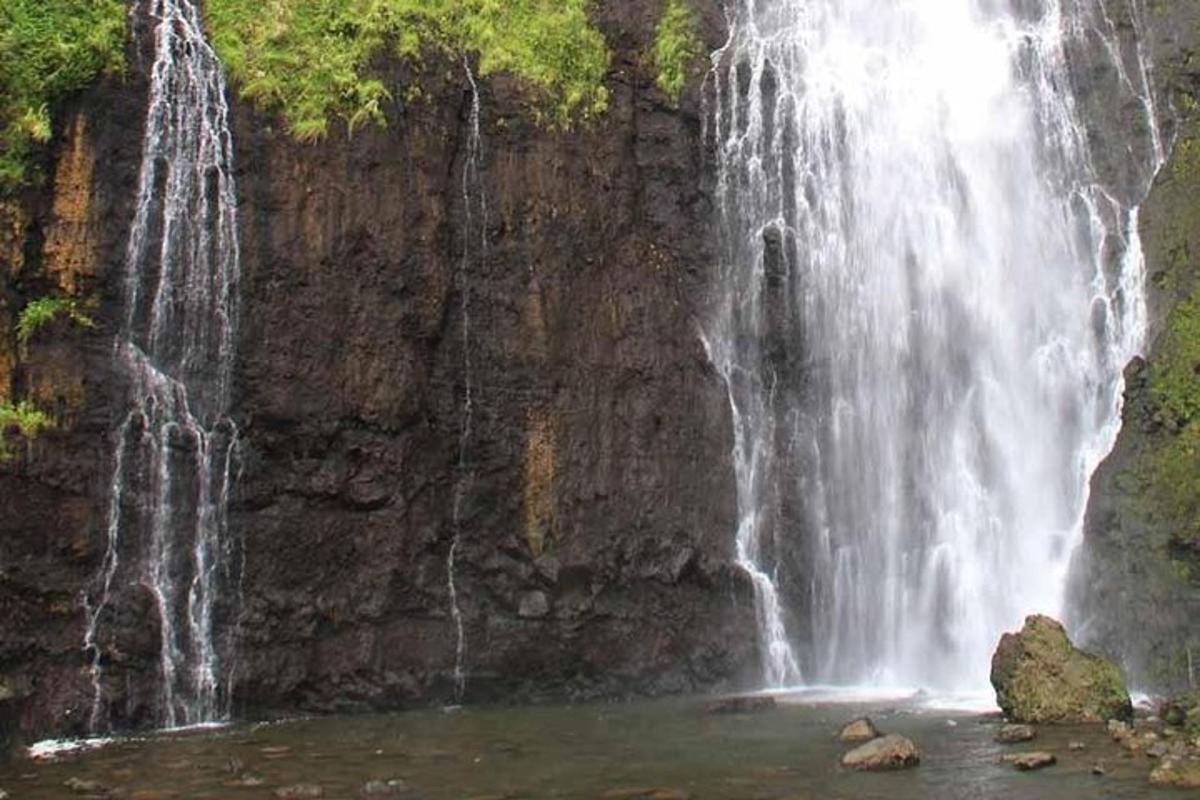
[990,615,1132,723]
[837,717,880,742]
[840,734,920,771]
[994,724,1036,743]
[1149,758,1200,788]
[275,786,324,800]
[1004,752,1057,771]
[704,695,776,714]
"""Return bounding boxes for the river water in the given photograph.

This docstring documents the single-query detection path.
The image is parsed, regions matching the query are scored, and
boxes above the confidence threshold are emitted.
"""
[2,694,1181,799]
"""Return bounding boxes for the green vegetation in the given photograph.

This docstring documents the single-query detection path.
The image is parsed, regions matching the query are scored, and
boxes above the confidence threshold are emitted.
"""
[16,295,94,354]
[1141,297,1200,553]
[0,0,126,191]
[652,0,702,106]
[203,0,610,141]
[0,399,52,460]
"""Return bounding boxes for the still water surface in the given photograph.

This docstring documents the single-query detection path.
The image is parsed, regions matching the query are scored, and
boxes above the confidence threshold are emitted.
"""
[0,692,1182,799]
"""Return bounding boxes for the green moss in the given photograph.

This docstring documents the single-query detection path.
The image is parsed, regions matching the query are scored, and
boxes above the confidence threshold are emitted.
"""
[0,0,126,192]
[15,294,94,354]
[652,0,701,107]
[0,399,52,461]
[991,615,1133,723]
[203,0,610,141]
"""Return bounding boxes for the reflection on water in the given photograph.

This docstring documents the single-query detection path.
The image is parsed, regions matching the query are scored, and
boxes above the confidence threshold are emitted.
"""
[2,695,1180,799]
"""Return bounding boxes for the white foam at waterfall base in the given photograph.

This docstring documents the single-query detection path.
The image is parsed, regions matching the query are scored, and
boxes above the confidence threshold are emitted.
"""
[706,0,1163,692]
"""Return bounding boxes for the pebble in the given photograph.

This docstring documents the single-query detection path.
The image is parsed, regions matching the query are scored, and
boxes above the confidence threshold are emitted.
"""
[1068,741,1086,751]
[836,717,880,743]
[274,784,324,799]
[1092,762,1106,776]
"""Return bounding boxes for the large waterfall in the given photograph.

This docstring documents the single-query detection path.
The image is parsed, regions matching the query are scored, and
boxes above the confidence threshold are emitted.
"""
[83,0,242,730]
[706,0,1162,691]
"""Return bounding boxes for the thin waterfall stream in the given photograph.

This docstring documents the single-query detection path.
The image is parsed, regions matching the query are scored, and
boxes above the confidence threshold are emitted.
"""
[446,59,487,703]
[82,0,242,730]
[706,0,1165,692]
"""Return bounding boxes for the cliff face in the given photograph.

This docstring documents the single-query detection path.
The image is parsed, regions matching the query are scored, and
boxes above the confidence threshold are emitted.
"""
[0,1,758,743]
[1070,2,1200,692]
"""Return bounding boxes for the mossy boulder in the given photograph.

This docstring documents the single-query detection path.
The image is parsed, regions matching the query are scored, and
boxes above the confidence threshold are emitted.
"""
[1161,690,1200,734]
[990,615,1132,723]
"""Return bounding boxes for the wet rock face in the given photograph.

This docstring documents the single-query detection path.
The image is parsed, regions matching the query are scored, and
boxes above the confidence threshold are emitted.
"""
[990,615,1132,724]
[1068,1,1200,693]
[0,0,757,743]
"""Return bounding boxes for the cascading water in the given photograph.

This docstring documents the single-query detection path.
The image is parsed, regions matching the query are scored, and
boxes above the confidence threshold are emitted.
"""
[446,60,487,702]
[82,0,242,730]
[706,0,1163,691]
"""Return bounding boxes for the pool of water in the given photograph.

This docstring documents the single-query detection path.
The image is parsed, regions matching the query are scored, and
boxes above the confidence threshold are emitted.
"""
[0,692,1179,799]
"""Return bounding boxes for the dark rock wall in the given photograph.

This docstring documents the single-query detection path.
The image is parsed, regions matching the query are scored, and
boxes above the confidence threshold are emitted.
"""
[1070,1,1200,692]
[0,1,758,743]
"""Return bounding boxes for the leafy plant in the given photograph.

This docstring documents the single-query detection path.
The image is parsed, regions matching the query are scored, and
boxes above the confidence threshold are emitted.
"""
[0,0,127,191]
[203,0,611,140]
[652,0,701,107]
[0,399,52,461]
[16,295,94,354]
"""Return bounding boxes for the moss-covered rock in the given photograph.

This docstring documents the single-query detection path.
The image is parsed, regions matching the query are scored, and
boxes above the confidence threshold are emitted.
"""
[990,615,1133,723]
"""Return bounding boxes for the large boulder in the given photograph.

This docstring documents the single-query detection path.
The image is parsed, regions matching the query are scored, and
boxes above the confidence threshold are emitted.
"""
[990,615,1132,723]
[840,734,920,770]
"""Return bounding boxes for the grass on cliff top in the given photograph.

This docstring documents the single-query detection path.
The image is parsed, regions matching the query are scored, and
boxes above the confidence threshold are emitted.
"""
[203,0,611,141]
[652,0,702,107]
[0,0,126,192]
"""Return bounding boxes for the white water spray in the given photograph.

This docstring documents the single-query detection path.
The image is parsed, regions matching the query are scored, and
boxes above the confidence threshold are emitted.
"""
[83,0,242,730]
[706,0,1163,691]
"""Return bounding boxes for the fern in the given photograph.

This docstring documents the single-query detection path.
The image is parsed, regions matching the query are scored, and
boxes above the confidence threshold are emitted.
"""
[0,400,52,461]
[16,295,95,353]
[653,0,702,107]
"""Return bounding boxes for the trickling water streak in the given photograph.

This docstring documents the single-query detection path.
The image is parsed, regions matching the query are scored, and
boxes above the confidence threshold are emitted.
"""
[84,0,242,730]
[706,0,1162,690]
[447,59,487,703]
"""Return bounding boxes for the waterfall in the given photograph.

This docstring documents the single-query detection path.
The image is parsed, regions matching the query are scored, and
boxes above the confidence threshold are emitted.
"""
[706,0,1162,691]
[446,59,487,703]
[83,0,242,730]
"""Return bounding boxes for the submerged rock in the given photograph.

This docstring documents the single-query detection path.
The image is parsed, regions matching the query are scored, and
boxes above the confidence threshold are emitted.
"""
[704,695,776,714]
[600,788,690,800]
[840,734,920,771]
[275,785,324,800]
[990,615,1132,723]
[1149,758,1200,788]
[994,724,1036,743]
[837,717,880,742]
[1004,751,1057,771]
[64,778,112,795]
[362,779,417,797]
